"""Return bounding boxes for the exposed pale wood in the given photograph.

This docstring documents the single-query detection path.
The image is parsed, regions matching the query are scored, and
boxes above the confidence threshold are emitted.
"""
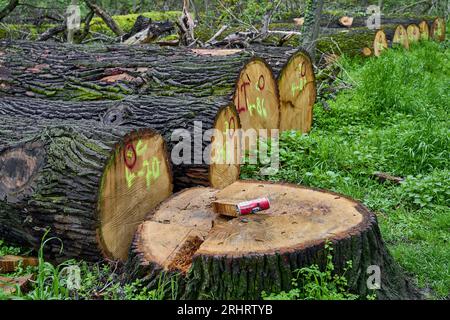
[293,17,304,26]
[209,105,241,189]
[0,255,38,273]
[407,24,420,43]
[418,20,430,41]
[393,25,410,49]
[373,30,388,57]
[278,49,316,132]
[128,180,421,300]
[361,47,373,57]
[0,116,173,262]
[431,17,446,42]
[99,132,173,261]
[233,58,280,151]
[338,16,354,27]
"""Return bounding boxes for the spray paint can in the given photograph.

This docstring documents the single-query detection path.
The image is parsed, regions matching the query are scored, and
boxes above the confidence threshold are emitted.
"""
[236,198,270,215]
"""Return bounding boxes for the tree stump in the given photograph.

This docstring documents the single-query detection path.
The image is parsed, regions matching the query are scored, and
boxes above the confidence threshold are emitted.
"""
[393,25,410,50]
[278,49,316,133]
[0,96,241,190]
[418,21,430,41]
[0,116,173,261]
[128,180,420,300]
[431,17,446,42]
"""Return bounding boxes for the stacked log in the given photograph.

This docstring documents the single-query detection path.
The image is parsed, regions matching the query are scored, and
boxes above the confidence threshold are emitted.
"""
[0,116,173,261]
[127,180,421,300]
[0,96,241,190]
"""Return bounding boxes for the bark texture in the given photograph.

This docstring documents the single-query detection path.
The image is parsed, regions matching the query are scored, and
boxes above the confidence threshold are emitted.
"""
[0,96,233,189]
[0,116,169,261]
[0,41,291,101]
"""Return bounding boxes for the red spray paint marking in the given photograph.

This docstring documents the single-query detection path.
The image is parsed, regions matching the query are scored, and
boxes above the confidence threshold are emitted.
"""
[124,143,137,170]
[237,81,250,113]
[258,75,265,91]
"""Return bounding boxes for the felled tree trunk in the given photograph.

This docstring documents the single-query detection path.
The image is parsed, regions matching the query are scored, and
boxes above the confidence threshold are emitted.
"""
[0,96,241,190]
[0,41,283,131]
[127,180,421,300]
[0,116,173,261]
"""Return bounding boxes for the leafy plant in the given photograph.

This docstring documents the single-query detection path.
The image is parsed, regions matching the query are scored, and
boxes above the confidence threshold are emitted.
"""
[262,241,359,300]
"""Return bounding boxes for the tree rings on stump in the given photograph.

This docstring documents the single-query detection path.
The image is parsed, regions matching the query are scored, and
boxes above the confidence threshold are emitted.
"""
[373,30,388,57]
[278,50,317,133]
[431,17,446,42]
[407,24,420,43]
[128,180,419,300]
[233,58,280,150]
[209,105,241,189]
[393,25,410,49]
[99,131,173,260]
[418,21,430,41]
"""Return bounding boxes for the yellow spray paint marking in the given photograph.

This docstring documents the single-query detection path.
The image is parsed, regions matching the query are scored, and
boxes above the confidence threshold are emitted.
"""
[246,97,267,118]
[291,78,307,97]
[124,140,161,190]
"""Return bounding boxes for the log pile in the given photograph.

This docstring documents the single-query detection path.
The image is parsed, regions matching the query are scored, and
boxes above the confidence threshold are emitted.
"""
[127,180,421,300]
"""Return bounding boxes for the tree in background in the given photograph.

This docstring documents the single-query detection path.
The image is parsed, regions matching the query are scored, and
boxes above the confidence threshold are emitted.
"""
[300,0,324,60]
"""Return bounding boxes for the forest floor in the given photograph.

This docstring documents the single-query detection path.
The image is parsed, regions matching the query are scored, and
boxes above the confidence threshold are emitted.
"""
[1,40,449,300]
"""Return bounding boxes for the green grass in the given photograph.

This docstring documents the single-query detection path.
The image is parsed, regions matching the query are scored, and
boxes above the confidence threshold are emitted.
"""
[1,40,448,301]
[242,40,450,299]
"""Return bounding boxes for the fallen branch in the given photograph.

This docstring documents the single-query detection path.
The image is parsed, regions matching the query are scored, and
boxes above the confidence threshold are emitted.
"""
[373,172,405,185]
[37,21,67,41]
[205,25,228,46]
[84,0,124,37]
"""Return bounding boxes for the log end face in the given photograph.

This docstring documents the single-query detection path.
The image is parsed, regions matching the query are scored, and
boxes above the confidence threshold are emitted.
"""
[233,58,280,137]
[209,105,241,189]
[278,50,316,132]
[373,30,388,57]
[98,130,173,261]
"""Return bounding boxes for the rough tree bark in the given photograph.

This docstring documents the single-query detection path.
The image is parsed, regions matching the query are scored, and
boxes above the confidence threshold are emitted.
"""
[127,180,422,300]
[0,116,173,261]
[0,0,19,22]
[0,96,241,190]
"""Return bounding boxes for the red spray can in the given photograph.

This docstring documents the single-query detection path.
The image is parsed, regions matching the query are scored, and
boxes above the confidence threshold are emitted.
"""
[236,198,271,215]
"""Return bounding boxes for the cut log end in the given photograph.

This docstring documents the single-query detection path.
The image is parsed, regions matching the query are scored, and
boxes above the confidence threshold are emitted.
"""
[361,47,373,57]
[373,30,388,57]
[128,181,420,300]
[407,24,421,44]
[431,17,446,42]
[338,16,354,28]
[278,49,316,132]
[209,105,241,189]
[418,21,430,41]
[393,25,410,50]
[98,130,173,261]
[233,58,280,138]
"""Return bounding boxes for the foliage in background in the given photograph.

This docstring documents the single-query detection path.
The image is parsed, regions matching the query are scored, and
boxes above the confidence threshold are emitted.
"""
[242,41,450,298]
[262,241,361,300]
